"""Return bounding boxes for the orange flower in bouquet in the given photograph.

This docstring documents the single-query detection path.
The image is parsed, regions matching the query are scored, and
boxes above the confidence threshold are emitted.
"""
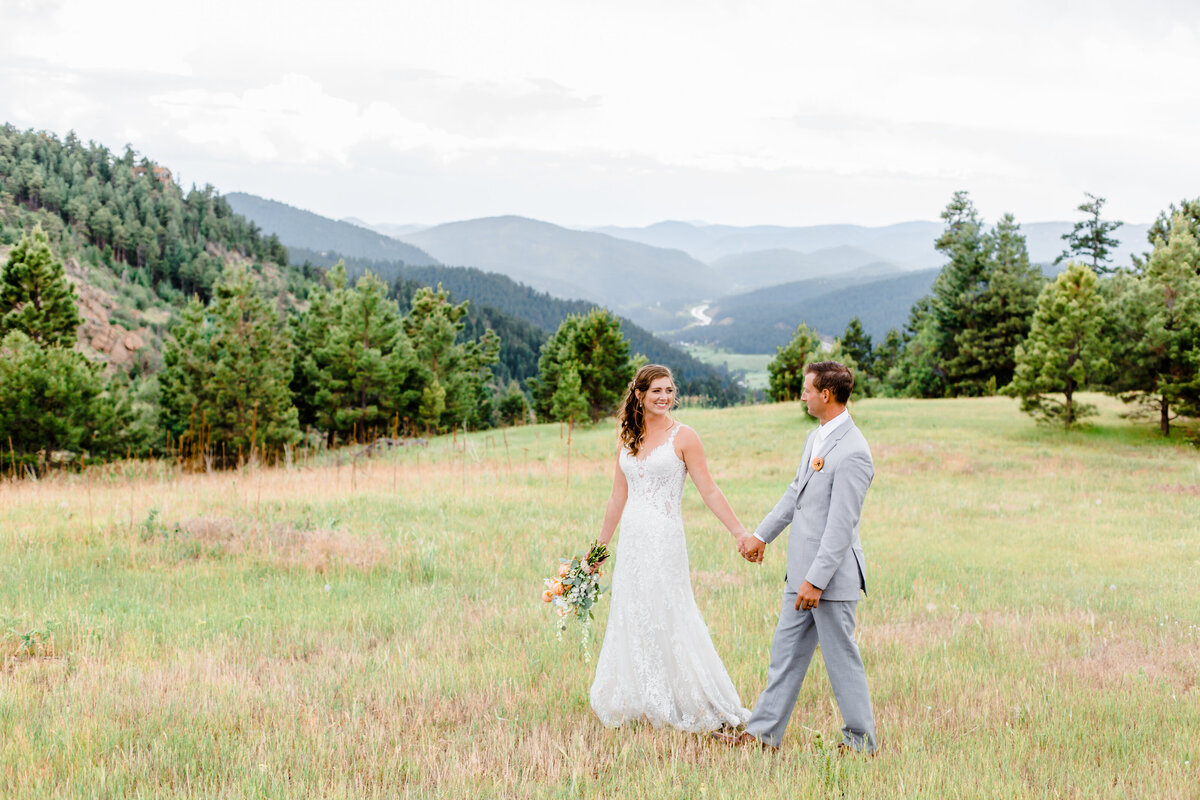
[541,541,610,661]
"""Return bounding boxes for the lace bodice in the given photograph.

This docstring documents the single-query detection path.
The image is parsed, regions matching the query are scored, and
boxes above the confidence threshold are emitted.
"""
[618,422,687,518]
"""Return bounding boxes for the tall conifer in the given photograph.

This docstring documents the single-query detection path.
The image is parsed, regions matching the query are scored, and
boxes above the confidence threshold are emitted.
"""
[1112,214,1200,435]
[160,264,299,466]
[1006,263,1108,427]
[0,224,81,347]
[1055,193,1123,274]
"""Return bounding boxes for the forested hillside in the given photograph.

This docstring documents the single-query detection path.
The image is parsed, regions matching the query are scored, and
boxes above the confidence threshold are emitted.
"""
[0,126,289,302]
[0,126,524,466]
[289,248,739,399]
[0,127,740,431]
[692,268,941,352]
[0,125,304,373]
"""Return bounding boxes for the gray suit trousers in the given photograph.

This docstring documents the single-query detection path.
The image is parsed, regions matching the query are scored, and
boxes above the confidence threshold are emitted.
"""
[746,591,876,752]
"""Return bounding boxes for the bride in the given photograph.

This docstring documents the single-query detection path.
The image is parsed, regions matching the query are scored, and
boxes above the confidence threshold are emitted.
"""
[589,363,757,731]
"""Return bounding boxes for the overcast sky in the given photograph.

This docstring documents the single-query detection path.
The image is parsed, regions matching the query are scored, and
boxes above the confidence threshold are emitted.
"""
[3,0,1198,228]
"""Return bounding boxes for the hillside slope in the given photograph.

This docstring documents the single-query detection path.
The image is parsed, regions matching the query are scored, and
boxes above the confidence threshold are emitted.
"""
[400,216,730,312]
[0,126,303,372]
[288,248,736,395]
[687,268,942,352]
[711,246,903,291]
[226,193,438,266]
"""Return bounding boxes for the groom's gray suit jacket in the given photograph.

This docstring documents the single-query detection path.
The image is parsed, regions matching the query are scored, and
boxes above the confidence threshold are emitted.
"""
[754,419,872,601]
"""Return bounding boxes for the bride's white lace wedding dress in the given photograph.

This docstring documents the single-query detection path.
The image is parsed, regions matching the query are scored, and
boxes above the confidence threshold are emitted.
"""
[590,422,750,731]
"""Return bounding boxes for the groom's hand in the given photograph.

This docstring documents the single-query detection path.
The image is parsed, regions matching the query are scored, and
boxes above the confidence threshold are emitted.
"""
[794,581,822,611]
[738,535,766,565]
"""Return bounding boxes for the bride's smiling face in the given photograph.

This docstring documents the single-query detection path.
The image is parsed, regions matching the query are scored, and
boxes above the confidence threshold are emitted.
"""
[639,377,676,421]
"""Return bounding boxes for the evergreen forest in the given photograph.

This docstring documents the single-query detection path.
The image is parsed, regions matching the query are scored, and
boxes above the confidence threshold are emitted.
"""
[2,123,1199,473]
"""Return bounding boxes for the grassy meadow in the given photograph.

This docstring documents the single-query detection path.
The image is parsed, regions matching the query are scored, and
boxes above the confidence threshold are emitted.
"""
[1,395,1198,798]
[679,344,773,389]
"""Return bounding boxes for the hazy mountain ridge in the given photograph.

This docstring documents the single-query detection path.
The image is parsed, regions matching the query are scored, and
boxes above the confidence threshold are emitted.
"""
[283,248,733,392]
[686,268,942,353]
[711,246,904,291]
[344,218,429,239]
[395,215,730,313]
[233,192,1160,362]
[225,193,438,266]
[595,219,1153,270]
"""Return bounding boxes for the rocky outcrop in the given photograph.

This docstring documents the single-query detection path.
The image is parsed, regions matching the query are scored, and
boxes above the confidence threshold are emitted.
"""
[64,259,153,371]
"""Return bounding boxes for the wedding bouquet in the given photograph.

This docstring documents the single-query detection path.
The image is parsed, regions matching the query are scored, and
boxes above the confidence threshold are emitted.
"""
[542,541,610,661]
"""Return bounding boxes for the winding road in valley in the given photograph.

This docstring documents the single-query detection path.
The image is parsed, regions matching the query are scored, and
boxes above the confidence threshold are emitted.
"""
[689,303,713,326]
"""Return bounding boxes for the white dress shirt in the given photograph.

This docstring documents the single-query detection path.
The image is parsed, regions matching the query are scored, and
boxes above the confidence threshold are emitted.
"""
[812,408,851,458]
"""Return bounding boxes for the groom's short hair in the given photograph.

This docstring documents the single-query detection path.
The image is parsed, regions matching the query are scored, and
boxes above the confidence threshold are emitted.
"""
[805,361,854,404]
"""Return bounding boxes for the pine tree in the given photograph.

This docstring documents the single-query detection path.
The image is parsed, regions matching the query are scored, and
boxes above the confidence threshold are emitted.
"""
[911,197,1043,396]
[497,380,530,426]
[766,323,821,402]
[403,285,500,432]
[885,298,945,398]
[1005,263,1108,427]
[418,378,446,433]
[160,264,300,466]
[1055,193,1124,274]
[293,263,422,442]
[0,330,131,463]
[530,309,635,422]
[871,329,904,393]
[1134,197,1200,273]
[0,224,82,347]
[929,191,989,390]
[1112,214,1200,435]
[950,214,1044,393]
[840,318,874,375]
[551,361,591,430]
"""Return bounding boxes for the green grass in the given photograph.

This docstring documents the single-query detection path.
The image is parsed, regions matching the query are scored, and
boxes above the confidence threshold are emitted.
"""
[681,344,773,389]
[1,395,1197,798]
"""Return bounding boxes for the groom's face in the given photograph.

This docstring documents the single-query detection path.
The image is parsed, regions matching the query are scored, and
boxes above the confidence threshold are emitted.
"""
[800,372,828,419]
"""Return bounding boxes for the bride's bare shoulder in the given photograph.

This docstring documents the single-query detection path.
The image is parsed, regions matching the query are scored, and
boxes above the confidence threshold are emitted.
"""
[674,422,701,446]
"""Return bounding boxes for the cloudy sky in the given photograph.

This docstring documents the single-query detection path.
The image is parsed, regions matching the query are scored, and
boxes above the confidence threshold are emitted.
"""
[3,0,1197,228]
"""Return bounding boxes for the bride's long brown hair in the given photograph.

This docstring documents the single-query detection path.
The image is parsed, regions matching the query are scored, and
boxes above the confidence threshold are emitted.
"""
[619,364,677,456]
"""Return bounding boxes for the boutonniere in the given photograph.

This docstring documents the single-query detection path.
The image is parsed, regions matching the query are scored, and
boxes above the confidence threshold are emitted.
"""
[811,456,824,472]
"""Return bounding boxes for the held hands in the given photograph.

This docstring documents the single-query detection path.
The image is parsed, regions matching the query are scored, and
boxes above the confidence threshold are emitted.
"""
[736,533,766,565]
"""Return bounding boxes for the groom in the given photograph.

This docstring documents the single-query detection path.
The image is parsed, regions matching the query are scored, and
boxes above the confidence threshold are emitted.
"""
[728,360,877,754]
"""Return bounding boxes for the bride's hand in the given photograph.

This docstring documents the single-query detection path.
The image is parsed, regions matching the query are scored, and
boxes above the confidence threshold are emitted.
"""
[736,534,765,564]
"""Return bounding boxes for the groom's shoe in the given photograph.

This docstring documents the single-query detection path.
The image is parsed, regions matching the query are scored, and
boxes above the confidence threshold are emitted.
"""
[836,742,877,758]
[711,731,778,751]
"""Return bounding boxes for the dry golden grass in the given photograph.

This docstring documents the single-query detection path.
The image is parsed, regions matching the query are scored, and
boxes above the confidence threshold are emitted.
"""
[0,394,1197,798]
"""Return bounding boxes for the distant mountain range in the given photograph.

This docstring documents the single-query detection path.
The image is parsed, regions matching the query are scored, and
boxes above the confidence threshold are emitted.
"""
[685,269,943,353]
[595,219,1153,270]
[711,246,903,292]
[595,220,945,268]
[396,215,730,316]
[230,191,1157,357]
[225,193,439,266]
[342,218,428,239]
[283,247,733,392]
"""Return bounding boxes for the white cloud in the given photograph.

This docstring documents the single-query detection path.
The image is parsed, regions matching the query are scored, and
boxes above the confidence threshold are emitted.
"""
[2,0,1199,226]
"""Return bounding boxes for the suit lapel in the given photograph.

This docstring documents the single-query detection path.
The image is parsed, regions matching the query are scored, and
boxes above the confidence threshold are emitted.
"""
[794,429,819,496]
[797,421,854,497]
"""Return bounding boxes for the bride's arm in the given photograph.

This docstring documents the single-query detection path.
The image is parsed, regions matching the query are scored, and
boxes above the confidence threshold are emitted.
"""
[677,427,751,545]
[597,447,628,547]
